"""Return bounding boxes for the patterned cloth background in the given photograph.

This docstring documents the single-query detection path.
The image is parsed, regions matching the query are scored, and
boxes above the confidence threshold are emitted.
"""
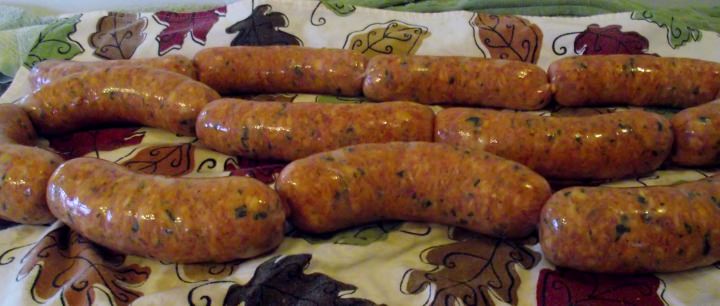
[1,0,720,305]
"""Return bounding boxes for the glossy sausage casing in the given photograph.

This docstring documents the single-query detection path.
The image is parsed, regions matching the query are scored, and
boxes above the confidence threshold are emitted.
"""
[363,55,552,110]
[277,142,551,238]
[540,177,720,273]
[0,104,36,145]
[20,66,220,136]
[671,100,720,166]
[549,55,720,107]
[0,104,62,224]
[197,99,435,161]
[435,108,673,180]
[47,158,286,263]
[0,144,62,224]
[195,46,367,96]
[29,55,197,90]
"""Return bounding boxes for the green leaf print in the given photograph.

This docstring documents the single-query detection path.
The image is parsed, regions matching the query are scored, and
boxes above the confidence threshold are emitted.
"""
[630,10,701,49]
[24,15,85,69]
[293,221,402,246]
[322,0,357,16]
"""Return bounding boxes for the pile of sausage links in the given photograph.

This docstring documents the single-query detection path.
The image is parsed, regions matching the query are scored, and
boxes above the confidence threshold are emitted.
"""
[1,46,719,274]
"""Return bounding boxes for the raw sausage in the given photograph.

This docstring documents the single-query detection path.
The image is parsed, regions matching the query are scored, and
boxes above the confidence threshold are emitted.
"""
[194,46,367,96]
[0,104,63,224]
[29,55,197,90]
[0,104,36,145]
[549,55,720,108]
[197,99,434,161]
[435,108,673,180]
[671,100,720,166]
[276,142,551,238]
[19,66,220,136]
[540,176,720,273]
[363,54,552,110]
[47,158,286,263]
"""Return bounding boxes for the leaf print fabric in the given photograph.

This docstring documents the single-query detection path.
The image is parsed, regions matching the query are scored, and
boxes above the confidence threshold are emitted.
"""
[1,226,150,306]
[631,10,702,49]
[153,6,227,55]
[89,13,148,60]
[471,14,542,63]
[226,4,302,46]
[24,15,85,68]
[536,268,665,306]
[344,20,429,58]
[402,228,541,306]
[185,254,379,306]
[552,24,650,56]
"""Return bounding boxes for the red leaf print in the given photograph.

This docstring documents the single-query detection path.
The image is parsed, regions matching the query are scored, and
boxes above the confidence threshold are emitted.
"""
[47,127,145,159]
[224,158,285,184]
[537,268,665,306]
[574,24,649,55]
[153,6,226,55]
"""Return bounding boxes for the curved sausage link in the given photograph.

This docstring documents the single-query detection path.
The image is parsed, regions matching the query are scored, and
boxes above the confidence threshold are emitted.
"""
[671,100,720,166]
[276,142,551,238]
[549,55,720,108]
[540,177,720,273]
[29,55,197,90]
[0,104,62,224]
[47,158,286,263]
[363,54,552,110]
[19,66,220,136]
[435,108,673,180]
[194,46,367,96]
[197,99,435,161]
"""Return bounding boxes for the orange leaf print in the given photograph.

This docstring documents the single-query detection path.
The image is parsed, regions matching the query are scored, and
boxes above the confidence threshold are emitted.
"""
[122,143,195,176]
[13,226,150,306]
[472,14,543,63]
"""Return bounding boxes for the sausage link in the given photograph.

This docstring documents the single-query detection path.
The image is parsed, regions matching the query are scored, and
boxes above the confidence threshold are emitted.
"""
[276,142,551,238]
[435,108,672,180]
[194,46,367,96]
[47,158,286,263]
[671,100,720,166]
[19,66,220,136]
[0,144,62,224]
[540,177,720,273]
[363,55,551,110]
[0,104,36,145]
[29,55,197,90]
[0,104,62,224]
[549,55,720,107]
[197,99,434,161]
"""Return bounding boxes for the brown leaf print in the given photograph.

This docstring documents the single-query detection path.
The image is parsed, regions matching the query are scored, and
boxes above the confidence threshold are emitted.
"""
[13,226,150,306]
[344,20,429,58]
[122,143,195,176]
[471,14,542,63]
[402,227,541,306]
[89,12,148,60]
